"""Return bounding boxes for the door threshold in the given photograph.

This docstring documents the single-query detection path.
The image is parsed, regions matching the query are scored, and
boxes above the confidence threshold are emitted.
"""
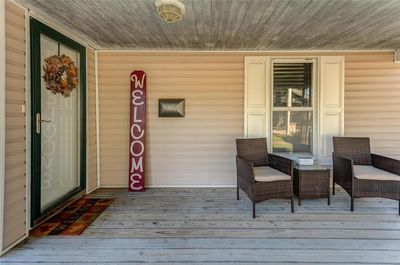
[30,190,86,231]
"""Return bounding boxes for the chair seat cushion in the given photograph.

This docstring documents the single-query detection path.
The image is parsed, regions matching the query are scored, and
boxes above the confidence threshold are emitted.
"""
[254,166,291,182]
[353,165,400,181]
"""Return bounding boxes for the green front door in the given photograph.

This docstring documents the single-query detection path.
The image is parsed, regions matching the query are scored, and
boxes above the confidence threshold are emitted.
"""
[30,19,86,226]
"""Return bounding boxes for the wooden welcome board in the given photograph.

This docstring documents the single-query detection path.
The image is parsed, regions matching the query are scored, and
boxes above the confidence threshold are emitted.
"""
[129,71,146,191]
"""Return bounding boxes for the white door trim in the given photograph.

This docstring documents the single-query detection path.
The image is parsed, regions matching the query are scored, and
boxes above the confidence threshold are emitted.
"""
[95,50,101,189]
[24,6,31,235]
[0,0,7,253]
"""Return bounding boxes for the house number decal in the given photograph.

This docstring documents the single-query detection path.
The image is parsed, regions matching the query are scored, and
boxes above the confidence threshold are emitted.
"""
[129,71,146,192]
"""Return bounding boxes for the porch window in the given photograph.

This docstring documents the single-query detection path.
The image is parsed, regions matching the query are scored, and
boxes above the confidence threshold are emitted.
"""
[272,61,314,154]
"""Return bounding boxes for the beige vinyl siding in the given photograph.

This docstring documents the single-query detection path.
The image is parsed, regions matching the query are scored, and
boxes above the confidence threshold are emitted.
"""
[98,53,244,187]
[98,51,399,187]
[3,0,26,250]
[87,47,97,191]
[344,53,400,159]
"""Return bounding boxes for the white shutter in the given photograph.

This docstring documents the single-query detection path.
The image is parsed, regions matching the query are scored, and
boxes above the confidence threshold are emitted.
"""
[244,57,270,139]
[318,56,345,165]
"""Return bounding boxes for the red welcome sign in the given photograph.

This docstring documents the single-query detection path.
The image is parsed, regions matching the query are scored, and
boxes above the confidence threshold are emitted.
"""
[129,71,146,192]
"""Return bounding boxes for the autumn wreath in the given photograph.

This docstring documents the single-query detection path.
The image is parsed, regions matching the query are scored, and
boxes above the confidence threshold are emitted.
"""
[42,54,78,97]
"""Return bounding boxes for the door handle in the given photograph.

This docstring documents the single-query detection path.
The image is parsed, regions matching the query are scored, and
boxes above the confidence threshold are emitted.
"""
[36,113,41,134]
[36,113,52,134]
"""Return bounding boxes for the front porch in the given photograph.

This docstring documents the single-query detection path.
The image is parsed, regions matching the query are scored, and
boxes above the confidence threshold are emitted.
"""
[2,187,400,264]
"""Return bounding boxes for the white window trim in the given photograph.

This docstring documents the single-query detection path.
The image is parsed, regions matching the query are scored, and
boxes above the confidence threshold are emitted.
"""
[269,57,319,158]
[244,56,344,164]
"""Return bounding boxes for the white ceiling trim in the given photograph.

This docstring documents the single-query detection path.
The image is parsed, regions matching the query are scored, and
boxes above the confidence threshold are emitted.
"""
[96,49,394,53]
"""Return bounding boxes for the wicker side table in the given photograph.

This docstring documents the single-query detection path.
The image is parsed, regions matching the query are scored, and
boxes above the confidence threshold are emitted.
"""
[293,163,330,206]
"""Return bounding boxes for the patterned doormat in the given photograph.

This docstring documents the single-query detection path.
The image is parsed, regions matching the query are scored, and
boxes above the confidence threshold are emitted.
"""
[30,198,114,236]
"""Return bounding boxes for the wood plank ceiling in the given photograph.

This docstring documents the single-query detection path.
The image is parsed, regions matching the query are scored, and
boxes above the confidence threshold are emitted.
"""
[16,0,400,50]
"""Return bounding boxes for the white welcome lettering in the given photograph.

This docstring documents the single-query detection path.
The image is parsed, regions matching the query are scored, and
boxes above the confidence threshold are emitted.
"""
[132,90,144,105]
[130,173,143,190]
[130,156,143,173]
[131,124,144,140]
[130,140,144,157]
[133,107,142,123]
[131,74,146,89]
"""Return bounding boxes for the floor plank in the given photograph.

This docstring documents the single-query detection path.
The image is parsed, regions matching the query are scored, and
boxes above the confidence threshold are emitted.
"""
[1,187,400,264]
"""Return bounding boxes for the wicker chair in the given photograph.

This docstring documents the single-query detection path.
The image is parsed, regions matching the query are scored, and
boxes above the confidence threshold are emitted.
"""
[236,138,294,218]
[332,137,400,214]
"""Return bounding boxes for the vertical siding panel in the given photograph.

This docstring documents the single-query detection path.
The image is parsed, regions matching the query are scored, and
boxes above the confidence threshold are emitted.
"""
[87,47,97,191]
[3,0,26,251]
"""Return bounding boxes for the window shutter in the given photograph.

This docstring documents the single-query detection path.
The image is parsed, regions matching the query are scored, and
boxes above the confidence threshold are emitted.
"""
[244,57,270,140]
[318,56,345,165]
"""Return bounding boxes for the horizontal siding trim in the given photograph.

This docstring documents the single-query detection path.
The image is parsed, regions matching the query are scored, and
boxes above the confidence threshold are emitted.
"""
[98,52,244,187]
[344,53,400,158]
[98,51,400,186]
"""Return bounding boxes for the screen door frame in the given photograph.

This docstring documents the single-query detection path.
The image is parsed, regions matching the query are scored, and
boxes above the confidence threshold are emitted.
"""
[30,18,86,226]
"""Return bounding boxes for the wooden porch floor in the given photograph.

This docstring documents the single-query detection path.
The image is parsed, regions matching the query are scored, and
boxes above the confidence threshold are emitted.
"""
[2,187,400,264]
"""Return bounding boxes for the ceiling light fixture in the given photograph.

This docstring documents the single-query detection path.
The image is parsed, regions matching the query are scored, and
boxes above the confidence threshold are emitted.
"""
[155,0,185,23]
